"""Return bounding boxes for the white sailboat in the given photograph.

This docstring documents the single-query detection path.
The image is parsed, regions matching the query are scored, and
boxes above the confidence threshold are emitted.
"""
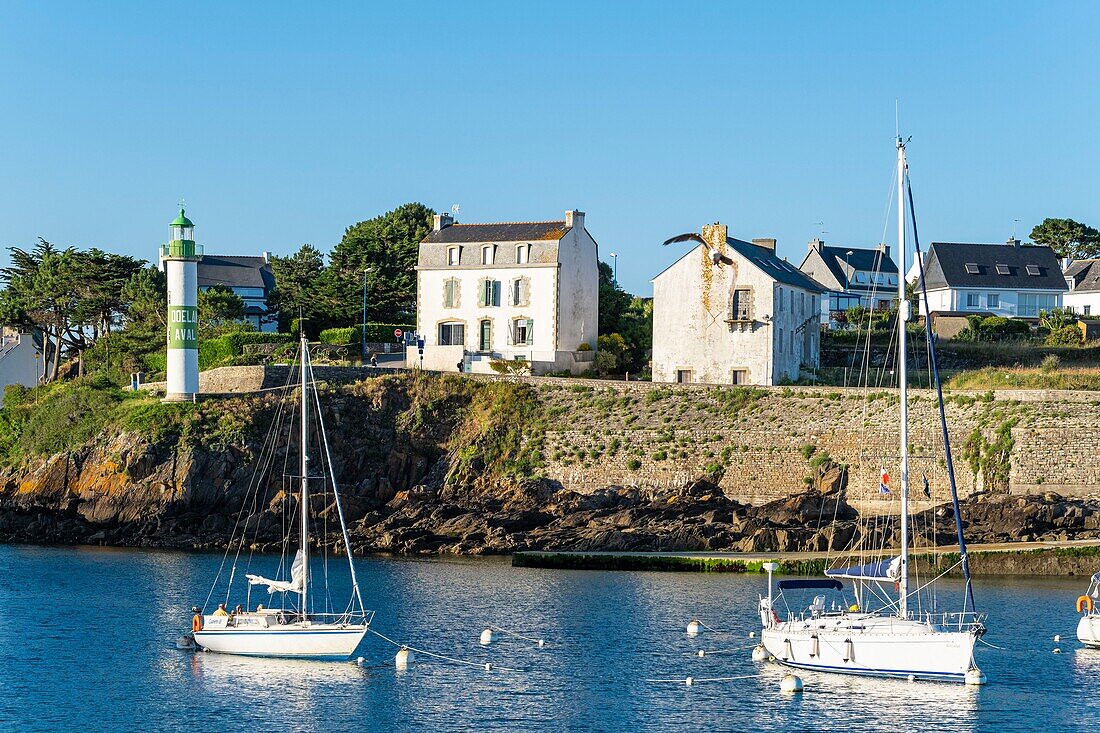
[189,334,371,659]
[758,138,987,684]
[1076,574,1100,647]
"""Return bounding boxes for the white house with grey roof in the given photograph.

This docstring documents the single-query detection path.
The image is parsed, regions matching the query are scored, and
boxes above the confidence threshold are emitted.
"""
[415,210,598,374]
[797,240,898,323]
[1064,259,1100,317]
[913,239,1066,318]
[652,222,826,386]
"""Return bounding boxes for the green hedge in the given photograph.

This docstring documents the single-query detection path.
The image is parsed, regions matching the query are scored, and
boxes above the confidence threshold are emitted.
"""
[200,332,295,370]
[319,323,415,345]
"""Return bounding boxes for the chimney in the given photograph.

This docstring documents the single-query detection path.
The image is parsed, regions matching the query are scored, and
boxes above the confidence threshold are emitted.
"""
[753,238,777,252]
[433,213,454,232]
[879,242,891,259]
[564,210,585,229]
[701,222,729,251]
[262,250,270,263]
[1007,237,1020,247]
[808,238,824,253]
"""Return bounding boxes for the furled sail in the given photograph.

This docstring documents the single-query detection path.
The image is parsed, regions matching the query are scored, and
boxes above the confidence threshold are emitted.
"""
[825,556,902,582]
[246,549,306,594]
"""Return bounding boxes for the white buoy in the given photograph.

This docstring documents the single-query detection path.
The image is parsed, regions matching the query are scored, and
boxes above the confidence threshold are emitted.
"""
[1054,634,1061,642]
[697,649,706,657]
[538,639,545,648]
[964,668,987,685]
[485,663,493,671]
[752,645,769,662]
[686,619,703,636]
[907,674,915,682]
[780,673,804,693]
[395,647,413,669]
[749,631,755,638]
[1053,648,1062,654]
[356,656,365,668]
[480,629,495,645]
[685,676,694,686]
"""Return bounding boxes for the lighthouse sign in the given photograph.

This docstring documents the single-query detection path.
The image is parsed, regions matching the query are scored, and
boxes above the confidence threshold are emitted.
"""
[168,305,199,349]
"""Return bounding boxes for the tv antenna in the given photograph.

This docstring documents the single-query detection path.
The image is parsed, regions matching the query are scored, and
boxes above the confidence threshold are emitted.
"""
[451,204,461,217]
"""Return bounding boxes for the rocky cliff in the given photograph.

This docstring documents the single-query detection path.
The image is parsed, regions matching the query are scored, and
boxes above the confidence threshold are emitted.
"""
[1,373,1099,554]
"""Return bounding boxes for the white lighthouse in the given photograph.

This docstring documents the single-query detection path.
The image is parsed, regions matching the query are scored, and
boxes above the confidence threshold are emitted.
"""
[163,207,201,401]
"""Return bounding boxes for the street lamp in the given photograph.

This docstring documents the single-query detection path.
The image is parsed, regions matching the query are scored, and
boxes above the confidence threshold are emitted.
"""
[361,267,373,364]
[609,252,618,285]
[844,250,854,293]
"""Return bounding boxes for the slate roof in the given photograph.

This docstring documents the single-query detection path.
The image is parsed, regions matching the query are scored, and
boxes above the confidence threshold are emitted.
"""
[198,255,274,292]
[1066,259,1100,293]
[820,245,898,279]
[726,238,828,292]
[922,242,1066,291]
[421,221,569,244]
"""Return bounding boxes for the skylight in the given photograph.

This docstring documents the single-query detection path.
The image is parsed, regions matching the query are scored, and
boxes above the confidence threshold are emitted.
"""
[995,264,1010,275]
[1026,265,1041,276]
[964,263,980,274]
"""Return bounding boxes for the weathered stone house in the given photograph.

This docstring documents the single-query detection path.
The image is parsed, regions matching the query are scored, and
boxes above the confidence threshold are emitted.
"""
[415,211,598,374]
[652,223,826,386]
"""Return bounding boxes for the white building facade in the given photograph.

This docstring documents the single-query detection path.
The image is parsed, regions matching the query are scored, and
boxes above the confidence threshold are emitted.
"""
[652,223,826,386]
[1064,259,1100,316]
[416,210,598,375]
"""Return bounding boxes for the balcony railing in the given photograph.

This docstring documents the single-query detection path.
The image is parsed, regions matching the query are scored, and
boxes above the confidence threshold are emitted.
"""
[160,241,204,259]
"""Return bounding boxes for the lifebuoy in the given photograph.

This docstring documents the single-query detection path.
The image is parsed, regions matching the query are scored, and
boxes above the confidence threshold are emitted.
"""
[1078,595,1094,614]
[192,614,203,632]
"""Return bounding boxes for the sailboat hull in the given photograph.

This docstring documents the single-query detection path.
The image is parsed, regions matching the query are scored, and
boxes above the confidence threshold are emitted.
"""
[762,616,978,682]
[1078,615,1100,648]
[194,624,368,659]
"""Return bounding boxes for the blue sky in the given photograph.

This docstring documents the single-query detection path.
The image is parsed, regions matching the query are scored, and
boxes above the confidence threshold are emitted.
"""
[1,1,1097,295]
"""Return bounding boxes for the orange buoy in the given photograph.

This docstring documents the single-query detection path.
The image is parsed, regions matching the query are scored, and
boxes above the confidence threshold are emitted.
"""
[1077,595,1094,614]
[192,614,203,632]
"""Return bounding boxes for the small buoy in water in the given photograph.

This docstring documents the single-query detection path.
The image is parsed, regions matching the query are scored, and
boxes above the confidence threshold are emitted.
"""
[685,676,694,686]
[907,674,915,682]
[697,649,706,658]
[1054,634,1061,642]
[1053,648,1062,654]
[484,662,492,671]
[480,629,495,645]
[780,673,804,693]
[749,631,755,638]
[964,668,987,685]
[752,645,769,662]
[538,639,545,648]
[686,619,703,636]
[175,634,196,651]
[395,647,413,669]
[356,656,365,668]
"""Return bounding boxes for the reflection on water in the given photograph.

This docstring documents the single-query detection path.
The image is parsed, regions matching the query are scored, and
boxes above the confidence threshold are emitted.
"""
[0,545,1096,733]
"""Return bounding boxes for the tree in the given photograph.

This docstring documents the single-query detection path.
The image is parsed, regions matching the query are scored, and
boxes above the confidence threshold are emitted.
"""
[322,203,434,326]
[598,261,631,335]
[198,285,248,339]
[596,333,631,375]
[1030,218,1100,260]
[268,244,328,332]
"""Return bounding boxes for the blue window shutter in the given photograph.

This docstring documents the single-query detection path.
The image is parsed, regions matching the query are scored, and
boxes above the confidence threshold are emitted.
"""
[526,318,534,344]
[478,280,486,307]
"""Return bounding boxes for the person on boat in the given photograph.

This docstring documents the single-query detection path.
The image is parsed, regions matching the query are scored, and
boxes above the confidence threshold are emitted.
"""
[233,604,243,616]
[256,603,264,613]
[214,603,229,617]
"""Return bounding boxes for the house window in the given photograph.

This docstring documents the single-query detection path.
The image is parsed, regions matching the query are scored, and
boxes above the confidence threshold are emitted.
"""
[964,263,980,275]
[1018,292,1057,317]
[1025,265,1041,276]
[511,277,530,307]
[995,264,1010,275]
[729,288,752,321]
[854,272,868,284]
[478,319,492,351]
[481,245,495,265]
[1086,305,1092,316]
[513,318,533,346]
[987,293,1000,308]
[479,279,501,307]
[443,278,460,308]
[732,369,749,385]
[438,321,465,346]
[676,369,692,384]
[448,247,460,266]
[887,275,898,285]
[966,293,980,309]
[516,244,529,264]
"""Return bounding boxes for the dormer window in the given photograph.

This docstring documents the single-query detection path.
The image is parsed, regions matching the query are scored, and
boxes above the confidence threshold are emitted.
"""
[448,247,461,266]
[481,245,495,265]
[995,264,1010,275]
[516,244,530,264]
[1026,264,1041,276]
[964,263,980,274]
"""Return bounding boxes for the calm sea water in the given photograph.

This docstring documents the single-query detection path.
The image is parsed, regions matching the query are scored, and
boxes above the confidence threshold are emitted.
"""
[0,544,1094,732]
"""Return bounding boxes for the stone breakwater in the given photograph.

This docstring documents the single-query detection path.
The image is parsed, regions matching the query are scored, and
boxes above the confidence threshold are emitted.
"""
[1,373,1099,556]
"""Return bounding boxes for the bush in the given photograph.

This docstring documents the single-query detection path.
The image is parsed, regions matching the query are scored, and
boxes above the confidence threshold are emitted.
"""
[199,332,295,370]
[576,342,593,352]
[1046,324,1083,346]
[626,458,642,470]
[1040,354,1062,372]
[319,323,415,345]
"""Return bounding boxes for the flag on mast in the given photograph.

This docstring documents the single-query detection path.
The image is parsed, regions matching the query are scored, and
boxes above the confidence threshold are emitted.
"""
[879,467,890,494]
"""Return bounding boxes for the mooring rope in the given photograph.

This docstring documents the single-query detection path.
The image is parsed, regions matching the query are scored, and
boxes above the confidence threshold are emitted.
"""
[645,674,759,684]
[367,627,518,672]
[488,624,546,646]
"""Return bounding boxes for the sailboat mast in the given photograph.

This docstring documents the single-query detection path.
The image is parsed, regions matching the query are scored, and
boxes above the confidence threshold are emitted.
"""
[897,137,910,617]
[300,334,310,618]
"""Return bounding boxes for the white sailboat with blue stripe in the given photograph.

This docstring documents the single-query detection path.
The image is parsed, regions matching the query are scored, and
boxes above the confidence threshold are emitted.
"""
[190,334,371,659]
[759,138,987,684]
